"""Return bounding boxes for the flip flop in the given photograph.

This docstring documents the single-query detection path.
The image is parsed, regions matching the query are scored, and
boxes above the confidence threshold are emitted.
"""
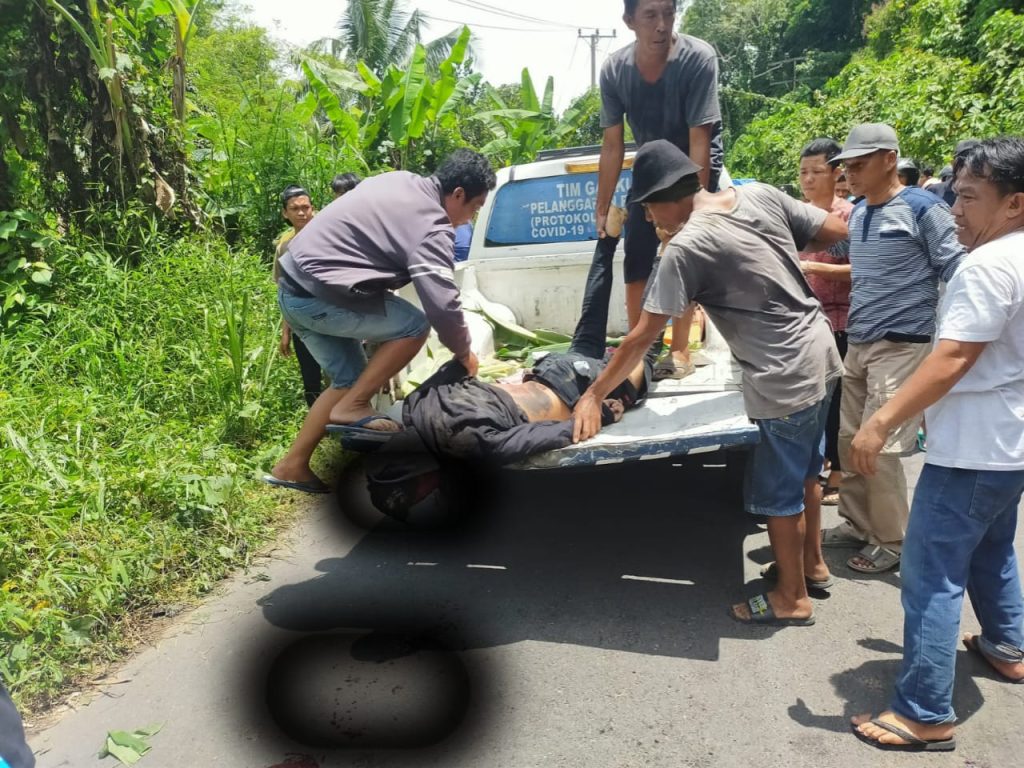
[728,593,815,627]
[652,356,696,381]
[821,525,866,548]
[261,474,331,494]
[821,486,840,505]
[847,544,900,574]
[326,414,402,452]
[760,561,835,591]
[327,414,403,439]
[851,718,956,752]
[689,349,712,367]
[962,634,1024,683]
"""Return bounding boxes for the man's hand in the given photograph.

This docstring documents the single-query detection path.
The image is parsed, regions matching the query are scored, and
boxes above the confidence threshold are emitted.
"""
[572,392,605,444]
[278,324,292,357]
[596,210,608,239]
[459,351,479,377]
[850,417,889,477]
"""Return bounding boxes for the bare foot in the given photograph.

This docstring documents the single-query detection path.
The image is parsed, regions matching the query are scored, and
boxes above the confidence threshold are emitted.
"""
[851,711,954,748]
[329,403,401,431]
[803,562,832,584]
[602,398,625,423]
[730,590,812,622]
[963,633,1024,682]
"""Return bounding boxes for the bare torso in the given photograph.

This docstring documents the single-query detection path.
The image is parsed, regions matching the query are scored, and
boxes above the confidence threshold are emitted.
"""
[494,381,572,422]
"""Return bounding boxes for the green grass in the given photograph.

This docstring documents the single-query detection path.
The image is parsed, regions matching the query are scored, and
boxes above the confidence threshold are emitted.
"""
[0,233,327,710]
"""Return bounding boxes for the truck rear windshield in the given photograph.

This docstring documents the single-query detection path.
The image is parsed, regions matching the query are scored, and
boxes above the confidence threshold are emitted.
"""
[485,170,632,247]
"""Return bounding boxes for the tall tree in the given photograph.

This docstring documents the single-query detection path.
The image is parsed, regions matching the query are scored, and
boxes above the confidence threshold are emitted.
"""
[682,0,874,141]
[310,0,473,74]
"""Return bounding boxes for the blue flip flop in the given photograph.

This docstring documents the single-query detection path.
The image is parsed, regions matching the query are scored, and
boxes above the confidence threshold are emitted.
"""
[326,414,402,452]
[261,474,331,494]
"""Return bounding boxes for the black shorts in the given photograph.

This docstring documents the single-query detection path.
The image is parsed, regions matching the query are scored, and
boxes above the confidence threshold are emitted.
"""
[526,351,652,412]
[623,203,660,284]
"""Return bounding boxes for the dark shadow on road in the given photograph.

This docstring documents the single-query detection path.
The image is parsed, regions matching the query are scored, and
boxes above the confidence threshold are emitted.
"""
[257,455,771,663]
[857,637,902,655]
[789,651,984,734]
[242,455,858,760]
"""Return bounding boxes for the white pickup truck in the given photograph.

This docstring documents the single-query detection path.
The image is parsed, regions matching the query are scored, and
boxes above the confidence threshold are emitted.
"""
[391,145,758,470]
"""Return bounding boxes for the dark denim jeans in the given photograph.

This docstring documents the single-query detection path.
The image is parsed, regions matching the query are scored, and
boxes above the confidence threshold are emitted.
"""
[572,234,621,359]
[1,682,34,768]
[893,464,1024,723]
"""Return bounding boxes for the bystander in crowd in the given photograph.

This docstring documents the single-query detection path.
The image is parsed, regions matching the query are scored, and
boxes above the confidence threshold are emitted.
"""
[797,138,854,506]
[850,135,1024,753]
[274,186,322,408]
[822,124,965,575]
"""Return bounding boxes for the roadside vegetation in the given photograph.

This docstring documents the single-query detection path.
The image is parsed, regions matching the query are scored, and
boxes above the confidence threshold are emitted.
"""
[683,0,1024,183]
[2,0,1023,712]
[0,0,601,712]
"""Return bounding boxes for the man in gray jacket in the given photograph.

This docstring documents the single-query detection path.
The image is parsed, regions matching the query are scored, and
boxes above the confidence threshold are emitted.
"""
[265,150,496,493]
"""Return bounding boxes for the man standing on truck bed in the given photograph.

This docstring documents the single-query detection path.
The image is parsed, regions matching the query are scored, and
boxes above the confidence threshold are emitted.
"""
[592,0,723,379]
[574,140,849,627]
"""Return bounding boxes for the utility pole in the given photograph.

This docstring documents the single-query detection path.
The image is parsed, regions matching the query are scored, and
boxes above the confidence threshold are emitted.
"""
[578,28,617,90]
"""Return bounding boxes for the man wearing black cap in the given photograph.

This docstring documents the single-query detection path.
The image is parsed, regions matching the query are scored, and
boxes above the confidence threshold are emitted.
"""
[821,124,965,576]
[574,139,849,626]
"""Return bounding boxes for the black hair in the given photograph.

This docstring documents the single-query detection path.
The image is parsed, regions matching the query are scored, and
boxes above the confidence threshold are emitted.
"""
[624,0,678,16]
[837,172,847,181]
[331,172,362,195]
[954,138,981,159]
[897,158,921,186]
[800,137,842,166]
[953,136,1024,196]
[280,185,309,207]
[435,149,497,199]
[921,165,934,176]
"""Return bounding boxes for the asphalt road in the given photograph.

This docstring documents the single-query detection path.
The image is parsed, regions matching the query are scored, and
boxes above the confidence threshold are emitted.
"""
[28,453,1024,767]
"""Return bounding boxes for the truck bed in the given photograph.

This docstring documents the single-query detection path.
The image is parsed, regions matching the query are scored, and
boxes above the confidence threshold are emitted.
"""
[516,390,758,469]
[515,349,757,469]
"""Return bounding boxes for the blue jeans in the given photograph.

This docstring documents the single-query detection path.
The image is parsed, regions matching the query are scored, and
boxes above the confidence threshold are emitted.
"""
[893,464,1024,724]
[278,285,429,389]
[744,391,832,517]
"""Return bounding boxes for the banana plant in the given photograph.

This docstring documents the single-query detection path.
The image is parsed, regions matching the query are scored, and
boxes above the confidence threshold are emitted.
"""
[45,0,136,183]
[150,0,205,123]
[471,68,582,166]
[301,26,479,169]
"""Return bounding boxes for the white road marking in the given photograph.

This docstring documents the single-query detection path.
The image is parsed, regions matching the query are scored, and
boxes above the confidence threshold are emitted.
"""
[408,562,438,566]
[621,574,695,586]
[466,564,507,570]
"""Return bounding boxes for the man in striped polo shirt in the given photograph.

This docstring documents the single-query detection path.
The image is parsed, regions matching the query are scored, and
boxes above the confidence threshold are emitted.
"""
[822,124,966,574]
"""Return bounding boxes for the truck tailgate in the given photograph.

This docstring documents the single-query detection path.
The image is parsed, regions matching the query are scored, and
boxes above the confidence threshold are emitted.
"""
[516,390,758,470]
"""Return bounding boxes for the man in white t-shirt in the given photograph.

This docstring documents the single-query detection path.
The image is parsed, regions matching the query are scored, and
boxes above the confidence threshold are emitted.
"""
[847,137,1024,752]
